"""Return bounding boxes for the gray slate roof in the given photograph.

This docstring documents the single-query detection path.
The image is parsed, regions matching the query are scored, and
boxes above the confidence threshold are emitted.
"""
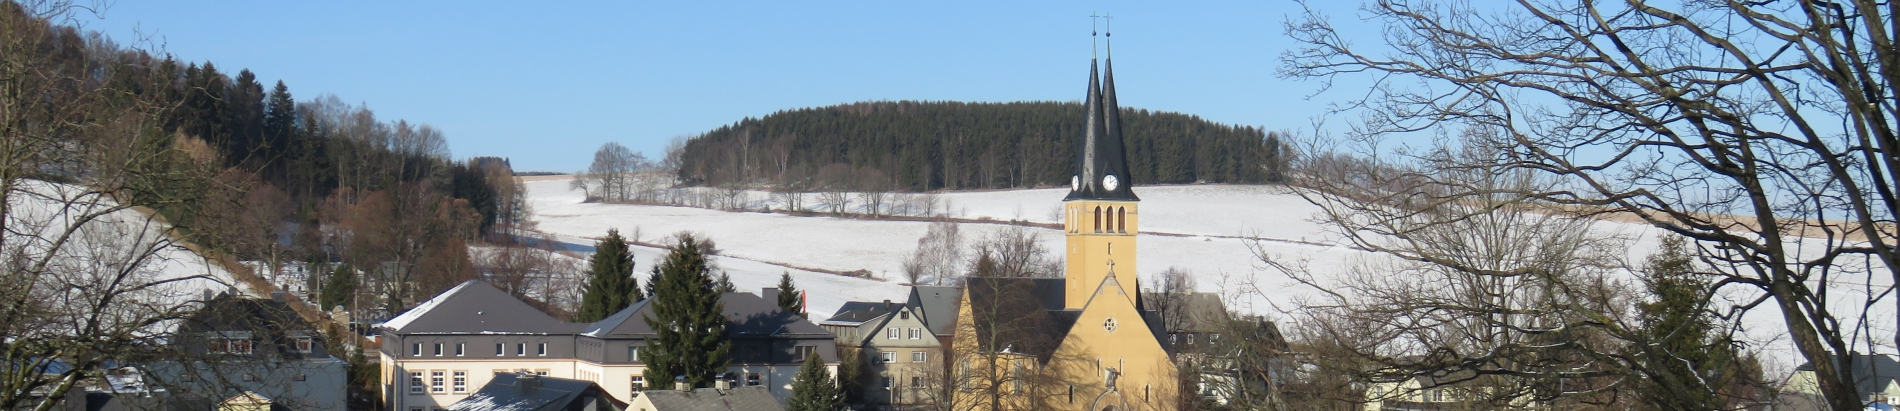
[381,281,581,335]
[820,301,898,326]
[449,373,622,411]
[909,286,960,336]
[1794,353,1900,397]
[635,386,783,411]
[583,293,833,339]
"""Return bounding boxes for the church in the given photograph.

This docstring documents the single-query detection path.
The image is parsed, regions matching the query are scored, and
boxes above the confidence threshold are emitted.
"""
[949,37,1177,411]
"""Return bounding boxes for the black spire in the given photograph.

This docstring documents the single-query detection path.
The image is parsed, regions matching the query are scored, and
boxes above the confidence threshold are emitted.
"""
[1065,31,1139,202]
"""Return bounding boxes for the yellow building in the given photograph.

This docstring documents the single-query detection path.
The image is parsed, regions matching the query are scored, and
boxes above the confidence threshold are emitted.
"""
[950,42,1177,411]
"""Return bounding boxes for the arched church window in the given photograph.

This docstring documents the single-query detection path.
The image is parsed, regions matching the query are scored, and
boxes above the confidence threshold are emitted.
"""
[1094,206,1102,233]
[1117,207,1126,233]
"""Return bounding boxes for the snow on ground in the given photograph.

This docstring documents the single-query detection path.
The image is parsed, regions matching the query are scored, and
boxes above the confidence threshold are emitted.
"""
[9,180,238,332]
[523,175,1891,375]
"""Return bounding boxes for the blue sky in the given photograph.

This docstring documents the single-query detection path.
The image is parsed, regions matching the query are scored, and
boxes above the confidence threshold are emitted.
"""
[82,1,1346,172]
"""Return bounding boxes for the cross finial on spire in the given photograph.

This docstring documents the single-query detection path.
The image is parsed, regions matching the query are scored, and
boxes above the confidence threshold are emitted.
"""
[1102,13,1114,57]
[1089,12,1102,59]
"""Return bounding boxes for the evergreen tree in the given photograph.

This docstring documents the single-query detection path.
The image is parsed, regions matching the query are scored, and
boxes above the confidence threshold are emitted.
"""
[786,353,845,411]
[1631,237,1753,410]
[319,263,356,311]
[576,229,641,323]
[776,271,802,316]
[714,272,736,293]
[641,233,731,389]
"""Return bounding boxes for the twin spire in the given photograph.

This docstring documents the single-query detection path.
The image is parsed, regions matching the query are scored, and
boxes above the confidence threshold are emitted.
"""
[1066,17,1139,202]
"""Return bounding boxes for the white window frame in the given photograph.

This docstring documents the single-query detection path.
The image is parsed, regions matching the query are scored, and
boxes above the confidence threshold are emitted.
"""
[909,327,921,339]
[452,371,467,393]
[517,343,526,356]
[409,372,423,394]
[434,343,443,356]
[496,343,505,356]
[430,371,445,393]
[537,343,548,356]
[881,351,896,363]
[887,328,898,339]
[294,336,313,353]
[913,351,927,362]
[455,343,465,356]
[411,343,422,357]
[631,376,645,392]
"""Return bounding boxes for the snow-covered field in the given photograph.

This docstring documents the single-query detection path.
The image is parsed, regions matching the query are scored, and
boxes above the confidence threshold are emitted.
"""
[522,176,1890,376]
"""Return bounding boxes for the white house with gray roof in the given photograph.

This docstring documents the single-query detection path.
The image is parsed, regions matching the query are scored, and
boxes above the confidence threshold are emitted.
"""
[378,281,837,411]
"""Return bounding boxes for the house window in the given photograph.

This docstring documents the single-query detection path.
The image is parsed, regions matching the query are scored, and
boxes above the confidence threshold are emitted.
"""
[411,343,422,357]
[1210,333,1221,344]
[914,351,928,362]
[294,373,307,382]
[295,337,313,353]
[241,373,256,382]
[909,328,921,339]
[794,346,815,362]
[410,407,424,411]
[900,311,909,320]
[534,369,548,376]
[409,372,423,394]
[431,371,445,393]
[455,343,465,356]
[229,339,253,355]
[537,343,548,356]
[517,343,526,356]
[495,343,505,356]
[631,376,645,392]
[628,346,641,362]
[880,351,896,363]
[747,373,761,386]
[887,328,899,339]
[1069,385,1075,403]
[882,377,893,389]
[1186,334,1194,345]
[912,376,923,387]
[452,371,467,393]
[434,343,444,356]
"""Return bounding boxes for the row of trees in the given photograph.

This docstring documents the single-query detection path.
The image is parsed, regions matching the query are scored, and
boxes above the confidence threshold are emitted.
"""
[674,100,1290,191]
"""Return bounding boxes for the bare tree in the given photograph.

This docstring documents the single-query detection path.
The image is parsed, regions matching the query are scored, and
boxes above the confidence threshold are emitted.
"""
[902,220,964,285]
[575,142,643,202]
[966,225,1058,279]
[1282,1,1900,409]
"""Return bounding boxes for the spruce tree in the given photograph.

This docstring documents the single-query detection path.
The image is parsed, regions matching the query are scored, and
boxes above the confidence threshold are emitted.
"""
[319,263,355,311]
[776,271,802,316]
[1631,237,1750,409]
[641,233,730,389]
[714,272,736,293]
[576,229,640,323]
[786,353,845,411]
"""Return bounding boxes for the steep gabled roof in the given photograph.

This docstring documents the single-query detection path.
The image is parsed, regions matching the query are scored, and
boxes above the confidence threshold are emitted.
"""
[381,280,577,335]
[909,286,960,336]
[1064,53,1138,202]
[964,277,1071,362]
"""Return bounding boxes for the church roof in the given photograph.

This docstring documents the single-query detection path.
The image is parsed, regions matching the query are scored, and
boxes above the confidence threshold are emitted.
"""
[963,277,1072,362]
[1064,51,1139,202]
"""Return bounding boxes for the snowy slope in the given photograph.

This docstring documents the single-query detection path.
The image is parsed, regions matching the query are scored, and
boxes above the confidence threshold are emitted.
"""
[523,176,1890,374]
[8,180,238,333]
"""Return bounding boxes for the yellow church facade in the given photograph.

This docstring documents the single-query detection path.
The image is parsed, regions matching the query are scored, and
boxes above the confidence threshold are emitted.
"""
[950,43,1178,411]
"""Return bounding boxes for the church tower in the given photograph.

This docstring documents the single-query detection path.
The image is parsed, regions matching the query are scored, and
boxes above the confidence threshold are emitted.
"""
[1062,40,1139,310]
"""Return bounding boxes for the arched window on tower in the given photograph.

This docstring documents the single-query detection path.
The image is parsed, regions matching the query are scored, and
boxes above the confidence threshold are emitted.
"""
[1093,206,1102,233]
[1118,207,1127,233]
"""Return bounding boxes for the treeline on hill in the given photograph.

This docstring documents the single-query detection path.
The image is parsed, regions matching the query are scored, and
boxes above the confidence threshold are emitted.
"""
[675,101,1288,191]
[4,2,522,317]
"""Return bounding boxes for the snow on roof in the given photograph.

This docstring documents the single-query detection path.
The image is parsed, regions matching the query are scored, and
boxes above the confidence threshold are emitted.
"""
[379,281,474,332]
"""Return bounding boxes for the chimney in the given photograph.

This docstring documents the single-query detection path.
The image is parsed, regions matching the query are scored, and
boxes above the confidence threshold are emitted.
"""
[270,290,286,302]
[674,375,689,391]
[715,377,732,390]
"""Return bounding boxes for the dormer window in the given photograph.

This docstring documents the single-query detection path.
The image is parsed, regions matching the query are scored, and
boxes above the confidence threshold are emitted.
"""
[294,336,313,353]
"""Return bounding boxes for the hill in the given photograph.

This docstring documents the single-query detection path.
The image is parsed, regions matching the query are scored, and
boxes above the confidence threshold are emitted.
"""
[674,101,1289,191]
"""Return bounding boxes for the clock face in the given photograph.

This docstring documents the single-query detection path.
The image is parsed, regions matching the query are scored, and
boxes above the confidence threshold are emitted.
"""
[1103,174,1120,191]
[1071,175,1080,191]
